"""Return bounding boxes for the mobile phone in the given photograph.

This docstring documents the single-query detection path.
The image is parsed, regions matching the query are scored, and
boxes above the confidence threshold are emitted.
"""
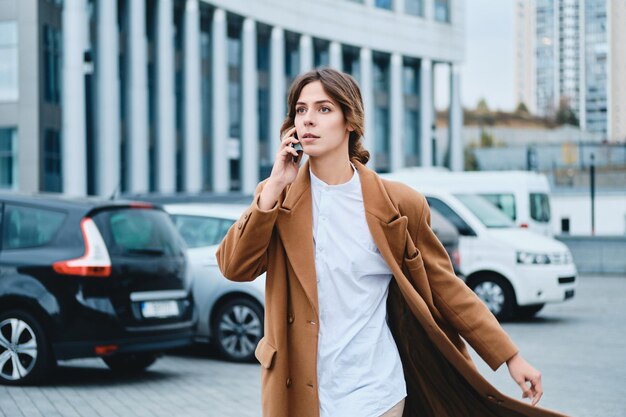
[291,131,303,163]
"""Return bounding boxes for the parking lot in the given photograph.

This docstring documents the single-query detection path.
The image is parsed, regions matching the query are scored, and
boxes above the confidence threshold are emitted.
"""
[1,274,625,417]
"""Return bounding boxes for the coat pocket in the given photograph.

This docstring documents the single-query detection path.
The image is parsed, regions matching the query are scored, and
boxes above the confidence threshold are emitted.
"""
[254,337,277,369]
[404,249,425,272]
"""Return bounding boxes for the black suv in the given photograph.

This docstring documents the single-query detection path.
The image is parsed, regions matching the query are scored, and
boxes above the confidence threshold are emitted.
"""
[0,194,195,385]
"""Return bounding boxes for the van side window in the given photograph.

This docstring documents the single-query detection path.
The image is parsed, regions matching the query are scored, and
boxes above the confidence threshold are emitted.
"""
[530,193,551,223]
[2,204,66,249]
[425,198,476,236]
[480,193,516,221]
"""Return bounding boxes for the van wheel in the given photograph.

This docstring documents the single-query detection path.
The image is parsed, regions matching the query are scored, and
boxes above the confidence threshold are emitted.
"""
[470,275,515,321]
[516,304,545,319]
[0,310,53,385]
[103,352,159,374]
[212,298,263,362]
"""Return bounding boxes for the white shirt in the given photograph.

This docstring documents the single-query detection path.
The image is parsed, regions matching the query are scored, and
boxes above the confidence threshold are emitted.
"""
[310,165,407,417]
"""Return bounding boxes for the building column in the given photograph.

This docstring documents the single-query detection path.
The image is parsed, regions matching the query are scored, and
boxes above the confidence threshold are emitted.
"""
[62,0,87,196]
[449,63,463,171]
[156,0,176,192]
[270,26,285,159]
[360,47,375,168]
[394,0,406,14]
[390,52,404,172]
[242,18,259,194]
[329,41,342,71]
[299,34,313,73]
[212,8,229,192]
[96,0,120,196]
[183,0,202,193]
[127,0,149,193]
[424,0,434,20]
[420,57,433,167]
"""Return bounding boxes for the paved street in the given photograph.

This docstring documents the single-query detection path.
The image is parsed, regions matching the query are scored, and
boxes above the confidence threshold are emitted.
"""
[1,274,625,417]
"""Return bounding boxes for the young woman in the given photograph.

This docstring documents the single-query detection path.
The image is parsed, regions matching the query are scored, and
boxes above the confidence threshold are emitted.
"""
[217,68,567,417]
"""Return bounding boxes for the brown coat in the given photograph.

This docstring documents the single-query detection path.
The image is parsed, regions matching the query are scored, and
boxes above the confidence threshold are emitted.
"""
[216,160,567,417]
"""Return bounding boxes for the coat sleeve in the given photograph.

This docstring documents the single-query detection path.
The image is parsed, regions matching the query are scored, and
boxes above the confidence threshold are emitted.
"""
[413,192,519,371]
[216,180,281,282]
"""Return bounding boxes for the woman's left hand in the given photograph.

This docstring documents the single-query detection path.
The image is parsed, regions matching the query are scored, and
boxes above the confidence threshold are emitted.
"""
[506,353,543,406]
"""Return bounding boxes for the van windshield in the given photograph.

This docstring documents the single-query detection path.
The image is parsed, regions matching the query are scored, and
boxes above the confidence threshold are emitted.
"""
[453,194,515,228]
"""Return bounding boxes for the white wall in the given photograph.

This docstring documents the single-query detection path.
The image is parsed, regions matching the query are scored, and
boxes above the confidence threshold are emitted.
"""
[552,193,626,236]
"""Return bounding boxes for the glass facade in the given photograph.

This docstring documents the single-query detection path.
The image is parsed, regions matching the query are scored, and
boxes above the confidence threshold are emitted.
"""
[257,24,272,180]
[43,25,62,104]
[405,0,424,17]
[373,53,390,172]
[42,129,62,192]
[0,128,17,189]
[584,0,608,135]
[313,38,330,68]
[403,60,420,166]
[0,22,18,102]
[342,45,361,83]
[200,5,213,191]
[228,17,243,191]
[536,0,556,116]
[435,0,450,22]
[375,0,393,11]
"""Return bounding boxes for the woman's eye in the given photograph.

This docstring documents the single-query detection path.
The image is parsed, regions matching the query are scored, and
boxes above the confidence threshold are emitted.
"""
[296,107,306,114]
[320,107,331,113]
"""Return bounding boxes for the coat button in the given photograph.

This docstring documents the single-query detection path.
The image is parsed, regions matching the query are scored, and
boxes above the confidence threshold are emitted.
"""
[286,378,292,388]
[243,213,248,219]
[288,315,294,324]
[237,223,242,229]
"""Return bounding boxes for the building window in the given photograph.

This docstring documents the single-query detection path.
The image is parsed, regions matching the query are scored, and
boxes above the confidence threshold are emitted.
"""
[0,22,19,102]
[373,53,390,172]
[200,4,213,191]
[435,0,450,23]
[313,38,330,68]
[376,0,393,10]
[403,61,420,166]
[257,25,272,179]
[342,45,361,82]
[285,32,300,87]
[0,128,17,189]
[43,129,62,192]
[405,0,424,16]
[43,25,62,104]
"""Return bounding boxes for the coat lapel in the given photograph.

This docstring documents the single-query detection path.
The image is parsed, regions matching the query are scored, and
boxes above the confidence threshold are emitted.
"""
[355,161,408,274]
[276,160,319,316]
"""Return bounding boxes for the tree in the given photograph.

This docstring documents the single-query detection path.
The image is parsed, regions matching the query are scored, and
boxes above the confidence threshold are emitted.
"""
[556,96,579,126]
[515,102,530,116]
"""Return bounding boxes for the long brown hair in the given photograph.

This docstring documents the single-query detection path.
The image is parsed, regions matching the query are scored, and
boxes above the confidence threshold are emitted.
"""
[280,67,370,165]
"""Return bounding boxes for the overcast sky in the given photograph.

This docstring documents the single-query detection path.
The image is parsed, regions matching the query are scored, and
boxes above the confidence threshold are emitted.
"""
[436,0,515,111]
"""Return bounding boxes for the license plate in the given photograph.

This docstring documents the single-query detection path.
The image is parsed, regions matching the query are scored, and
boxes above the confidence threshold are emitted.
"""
[141,300,180,318]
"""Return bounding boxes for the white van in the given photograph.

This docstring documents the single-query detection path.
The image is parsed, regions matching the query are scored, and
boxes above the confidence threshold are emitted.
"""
[382,182,577,320]
[385,169,553,237]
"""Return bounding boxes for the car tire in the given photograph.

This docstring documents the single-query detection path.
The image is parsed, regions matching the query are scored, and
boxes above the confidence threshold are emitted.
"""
[103,352,159,374]
[470,275,515,321]
[0,310,53,386]
[516,303,545,319]
[212,298,263,362]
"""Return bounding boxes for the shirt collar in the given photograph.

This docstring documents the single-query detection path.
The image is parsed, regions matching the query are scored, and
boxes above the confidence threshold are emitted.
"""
[309,162,359,191]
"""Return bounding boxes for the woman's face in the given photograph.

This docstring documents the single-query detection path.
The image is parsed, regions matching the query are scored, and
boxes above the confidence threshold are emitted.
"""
[294,81,352,159]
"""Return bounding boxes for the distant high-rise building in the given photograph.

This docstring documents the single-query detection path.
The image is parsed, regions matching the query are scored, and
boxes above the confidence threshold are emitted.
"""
[515,0,624,140]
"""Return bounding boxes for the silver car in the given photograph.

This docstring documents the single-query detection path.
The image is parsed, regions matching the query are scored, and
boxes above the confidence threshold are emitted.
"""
[165,204,265,362]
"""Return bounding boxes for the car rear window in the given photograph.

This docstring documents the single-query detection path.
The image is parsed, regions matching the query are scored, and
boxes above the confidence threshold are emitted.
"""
[2,204,66,249]
[93,208,185,257]
[171,215,235,248]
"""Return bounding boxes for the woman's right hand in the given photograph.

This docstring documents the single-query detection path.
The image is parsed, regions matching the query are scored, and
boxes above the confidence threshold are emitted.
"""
[268,127,301,189]
[258,127,301,210]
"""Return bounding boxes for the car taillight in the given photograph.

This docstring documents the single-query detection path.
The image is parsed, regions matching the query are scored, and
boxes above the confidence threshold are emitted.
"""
[452,249,461,269]
[130,202,153,209]
[53,218,112,277]
[520,223,529,228]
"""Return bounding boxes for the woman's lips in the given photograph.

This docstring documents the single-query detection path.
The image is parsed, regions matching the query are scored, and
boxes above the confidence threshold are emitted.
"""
[301,136,319,143]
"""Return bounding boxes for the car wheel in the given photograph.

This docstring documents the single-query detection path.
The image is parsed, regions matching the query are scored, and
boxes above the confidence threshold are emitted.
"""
[213,298,263,362]
[470,275,515,321]
[0,310,52,385]
[516,303,545,319]
[103,352,159,374]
